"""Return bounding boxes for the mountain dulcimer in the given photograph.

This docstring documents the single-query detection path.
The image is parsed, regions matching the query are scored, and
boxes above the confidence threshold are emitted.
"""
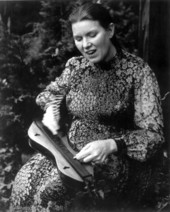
[28,119,105,198]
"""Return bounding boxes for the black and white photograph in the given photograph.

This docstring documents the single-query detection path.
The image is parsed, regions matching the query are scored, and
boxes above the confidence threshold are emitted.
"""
[0,0,169,211]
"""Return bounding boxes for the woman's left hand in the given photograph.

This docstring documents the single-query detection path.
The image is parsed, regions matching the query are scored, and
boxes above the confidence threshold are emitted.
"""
[74,139,117,164]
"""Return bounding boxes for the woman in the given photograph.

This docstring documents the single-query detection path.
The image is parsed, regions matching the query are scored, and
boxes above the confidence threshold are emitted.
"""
[11,2,164,211]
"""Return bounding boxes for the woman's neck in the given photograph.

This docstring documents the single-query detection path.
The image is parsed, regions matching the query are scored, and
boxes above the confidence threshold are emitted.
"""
[105,44,117,63]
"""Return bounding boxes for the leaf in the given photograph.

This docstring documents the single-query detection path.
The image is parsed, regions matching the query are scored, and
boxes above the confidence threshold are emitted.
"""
[0,148,7,154]
[4,165,12,173]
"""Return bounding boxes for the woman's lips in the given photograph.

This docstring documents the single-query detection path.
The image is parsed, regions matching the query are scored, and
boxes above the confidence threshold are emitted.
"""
[85,50,96,55]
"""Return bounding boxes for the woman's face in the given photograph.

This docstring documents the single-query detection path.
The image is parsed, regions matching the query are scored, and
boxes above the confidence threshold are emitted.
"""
[72,20,115,63]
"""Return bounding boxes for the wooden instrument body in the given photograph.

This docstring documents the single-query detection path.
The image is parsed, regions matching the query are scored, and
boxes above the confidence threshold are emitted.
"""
[28,120,93,192]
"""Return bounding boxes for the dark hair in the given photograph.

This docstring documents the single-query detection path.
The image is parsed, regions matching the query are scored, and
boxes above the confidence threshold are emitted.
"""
[69,2,122,55]
[69,3,112,29]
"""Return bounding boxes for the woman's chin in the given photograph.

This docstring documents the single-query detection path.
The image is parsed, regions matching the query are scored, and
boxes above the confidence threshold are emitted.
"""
[86,56,101,64]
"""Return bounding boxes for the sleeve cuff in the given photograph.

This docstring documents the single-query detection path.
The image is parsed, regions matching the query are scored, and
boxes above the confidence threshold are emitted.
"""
[114,137,127,155]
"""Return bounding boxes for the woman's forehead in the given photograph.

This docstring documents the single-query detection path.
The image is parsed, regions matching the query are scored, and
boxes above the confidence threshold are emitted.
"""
[72,20,103,35]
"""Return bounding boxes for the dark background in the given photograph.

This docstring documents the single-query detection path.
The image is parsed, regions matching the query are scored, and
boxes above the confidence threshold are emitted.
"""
[0,0,169,211]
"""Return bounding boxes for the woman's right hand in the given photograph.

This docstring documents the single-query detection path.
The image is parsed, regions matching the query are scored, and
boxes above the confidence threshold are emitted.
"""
[42,105,60,135]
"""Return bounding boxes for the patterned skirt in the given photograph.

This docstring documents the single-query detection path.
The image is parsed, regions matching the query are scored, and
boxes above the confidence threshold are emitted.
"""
[10,150,160,212]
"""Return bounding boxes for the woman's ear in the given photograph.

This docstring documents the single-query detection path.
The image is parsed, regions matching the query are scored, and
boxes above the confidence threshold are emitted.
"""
[107,23,115,38]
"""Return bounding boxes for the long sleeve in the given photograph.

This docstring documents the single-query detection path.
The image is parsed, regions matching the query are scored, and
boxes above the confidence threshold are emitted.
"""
[119,64,164,162]
[36,58,73,111]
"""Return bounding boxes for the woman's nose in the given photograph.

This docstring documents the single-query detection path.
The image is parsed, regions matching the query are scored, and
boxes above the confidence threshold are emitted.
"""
[83,38,91,49]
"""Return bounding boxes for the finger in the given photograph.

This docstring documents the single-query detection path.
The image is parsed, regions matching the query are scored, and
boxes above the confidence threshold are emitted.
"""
[74,148,91,160]
[91,155,106,164]
[100,155,106,163]
[99,156,108,164]
[42,117,49,127]
[74,152,89,160]
[79,143,91,151]
[45,106,60,122]
[42,117,58,135]
[91,159,100,165]
[74,143,92,158]
[82,154,96,163]
[73,142,91,156]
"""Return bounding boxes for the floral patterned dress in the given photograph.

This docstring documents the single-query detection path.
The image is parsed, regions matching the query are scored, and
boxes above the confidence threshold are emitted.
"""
[11,51,164,211]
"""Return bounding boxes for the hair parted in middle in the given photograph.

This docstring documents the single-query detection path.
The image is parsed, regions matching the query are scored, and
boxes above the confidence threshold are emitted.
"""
[69,0,123,56]
[69,1,112,30]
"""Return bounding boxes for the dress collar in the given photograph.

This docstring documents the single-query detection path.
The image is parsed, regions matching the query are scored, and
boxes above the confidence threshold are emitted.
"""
[94,52,120,70]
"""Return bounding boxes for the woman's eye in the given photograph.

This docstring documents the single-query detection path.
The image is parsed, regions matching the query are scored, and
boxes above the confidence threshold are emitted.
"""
[88,32,97,38]
[74,36,82,42]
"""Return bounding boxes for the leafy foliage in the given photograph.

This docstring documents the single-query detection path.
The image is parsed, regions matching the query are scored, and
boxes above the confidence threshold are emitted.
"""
[0,0,169,211]
[100,0,139,53]
[0,22,41,150]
